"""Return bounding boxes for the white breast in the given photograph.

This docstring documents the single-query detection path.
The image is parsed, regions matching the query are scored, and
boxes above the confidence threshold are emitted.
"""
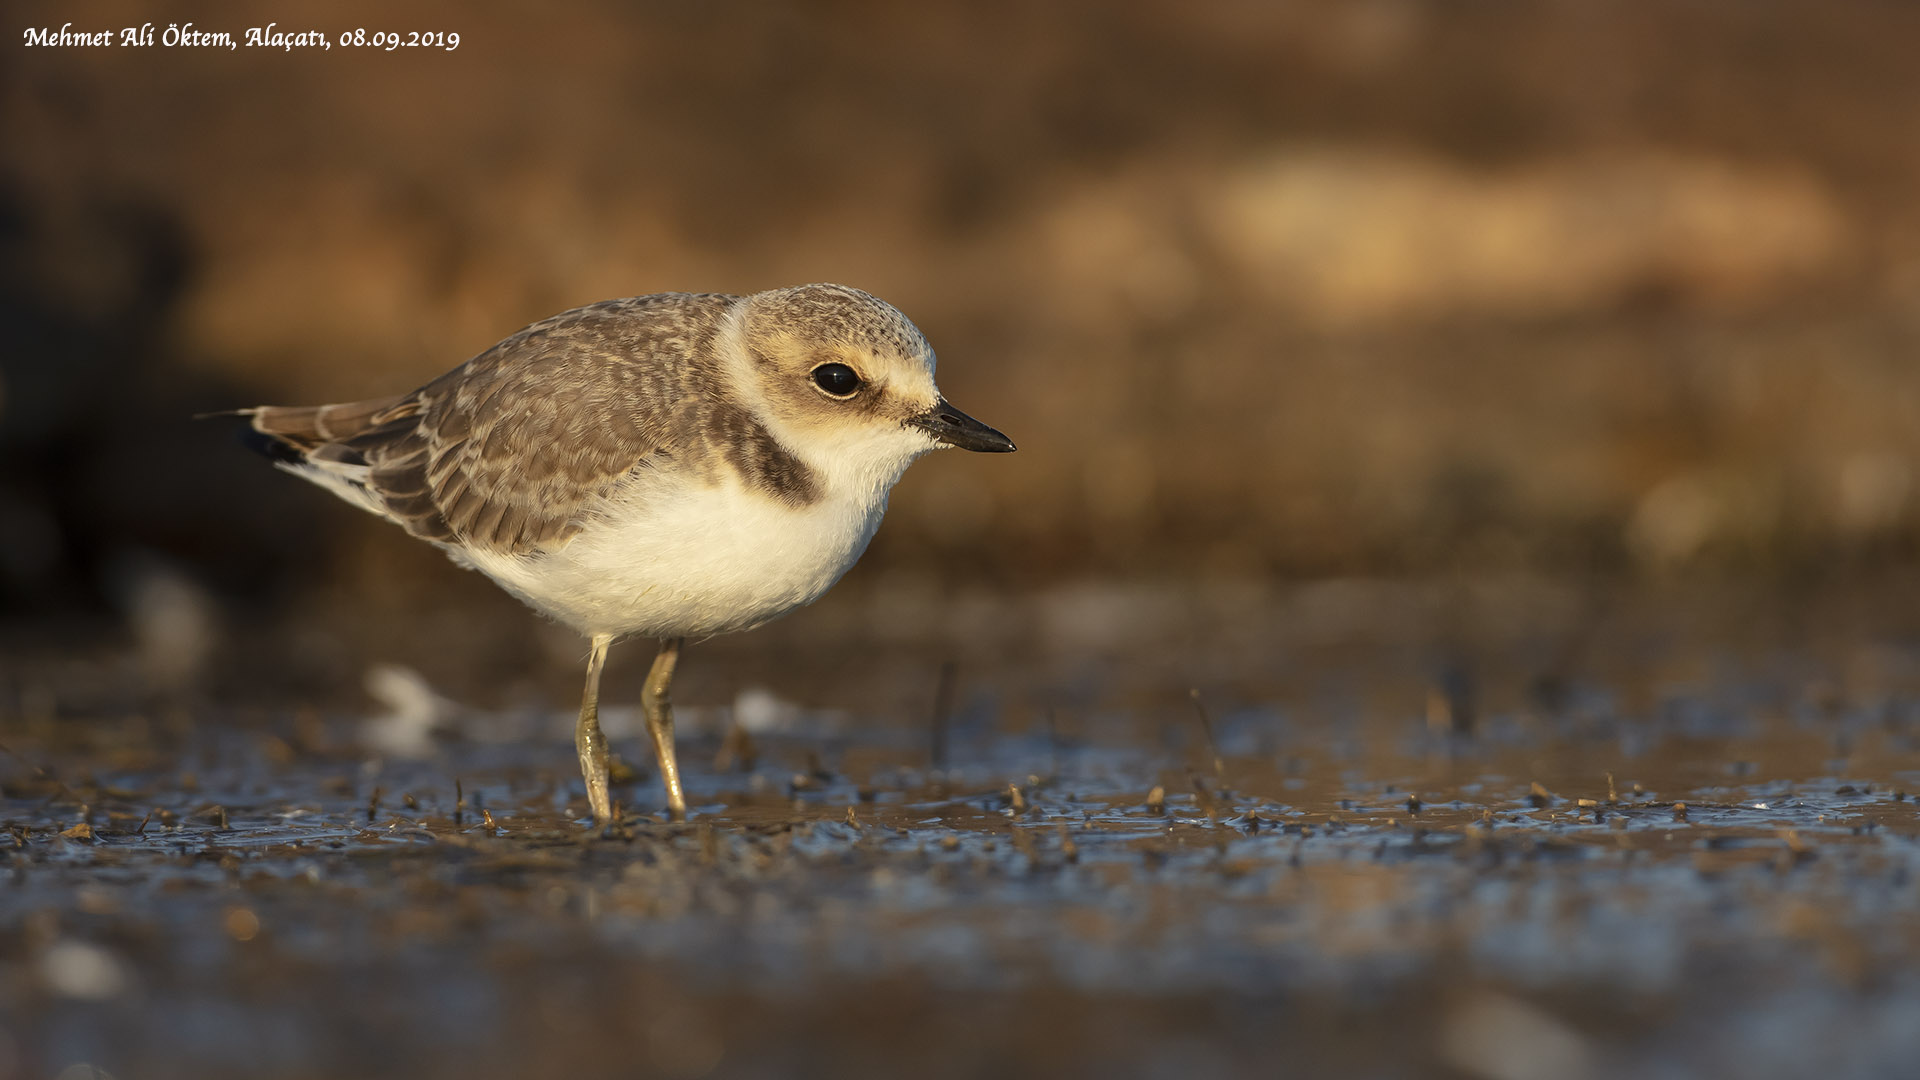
[457,472,889,640]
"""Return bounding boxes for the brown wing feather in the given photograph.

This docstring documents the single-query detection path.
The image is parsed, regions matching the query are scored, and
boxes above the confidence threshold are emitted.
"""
[246,395,416,450]
[248,293,737,555]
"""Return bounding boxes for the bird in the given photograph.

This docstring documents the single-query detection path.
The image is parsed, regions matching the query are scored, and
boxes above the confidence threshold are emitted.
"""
[229,283,1014,824]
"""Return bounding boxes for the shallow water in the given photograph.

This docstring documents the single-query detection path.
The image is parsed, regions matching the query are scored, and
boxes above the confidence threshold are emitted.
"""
[6,579,1920,1079]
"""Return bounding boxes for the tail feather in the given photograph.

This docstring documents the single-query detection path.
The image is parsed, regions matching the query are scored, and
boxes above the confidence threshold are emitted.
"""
[237,425,306,465]
[242,394,414,451]
[216,393,426,525]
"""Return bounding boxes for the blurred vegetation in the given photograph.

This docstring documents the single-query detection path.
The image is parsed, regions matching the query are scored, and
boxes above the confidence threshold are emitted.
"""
[6,0,1920,628]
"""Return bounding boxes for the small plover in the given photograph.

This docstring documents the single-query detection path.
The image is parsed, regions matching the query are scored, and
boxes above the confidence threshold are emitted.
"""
[232,284,1013,823]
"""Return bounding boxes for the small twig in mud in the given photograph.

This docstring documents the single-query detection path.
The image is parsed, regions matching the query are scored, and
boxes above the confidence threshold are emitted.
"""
[481,808,499,834]
[1190,771,1221,825]
[1426,663,1476,737]
[0,740,77,802]
[844,805,860,829]
[1188,688,1225,782]
[713,720,758,772]
[454,779,465,825]
[929,660,957,771]
[366,787,382,823]
[1007,783,1027,814]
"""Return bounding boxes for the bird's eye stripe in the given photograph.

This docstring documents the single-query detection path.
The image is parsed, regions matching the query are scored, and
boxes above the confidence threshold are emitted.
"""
[811,363,863,397]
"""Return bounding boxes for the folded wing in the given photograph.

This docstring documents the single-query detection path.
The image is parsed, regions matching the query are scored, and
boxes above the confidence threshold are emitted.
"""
[244,293,737,556]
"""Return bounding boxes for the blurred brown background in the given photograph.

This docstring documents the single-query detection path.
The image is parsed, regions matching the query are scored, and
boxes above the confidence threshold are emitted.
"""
[6,0,1920,701]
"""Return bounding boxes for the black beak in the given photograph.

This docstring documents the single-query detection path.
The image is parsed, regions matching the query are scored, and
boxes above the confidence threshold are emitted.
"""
[907,399,1016,453]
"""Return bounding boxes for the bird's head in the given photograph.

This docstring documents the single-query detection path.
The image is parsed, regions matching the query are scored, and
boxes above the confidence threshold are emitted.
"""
[728,284,1014,492]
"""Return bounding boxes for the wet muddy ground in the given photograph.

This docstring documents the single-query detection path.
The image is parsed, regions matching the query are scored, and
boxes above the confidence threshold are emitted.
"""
[5,577,1920,1079]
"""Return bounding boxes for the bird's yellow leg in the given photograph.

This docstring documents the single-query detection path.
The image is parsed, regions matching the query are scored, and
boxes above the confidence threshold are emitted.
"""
[641,637,686,821]
[575,633,615,825]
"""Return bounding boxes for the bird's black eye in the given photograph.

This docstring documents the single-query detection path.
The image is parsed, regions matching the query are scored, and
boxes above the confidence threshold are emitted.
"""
[811,363,862,398]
